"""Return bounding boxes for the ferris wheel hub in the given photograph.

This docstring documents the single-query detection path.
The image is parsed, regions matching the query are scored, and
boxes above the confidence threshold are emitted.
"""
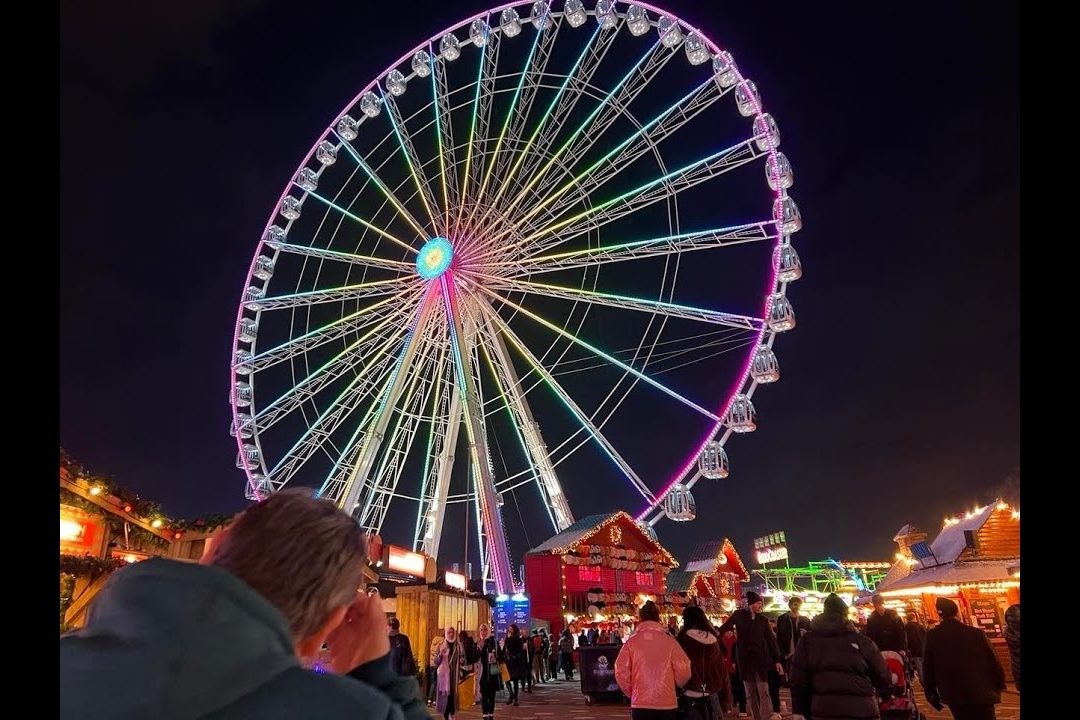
[416,237,454,280]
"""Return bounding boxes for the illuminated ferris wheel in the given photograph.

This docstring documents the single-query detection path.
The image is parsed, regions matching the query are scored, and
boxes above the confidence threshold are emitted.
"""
[229,0,803,593]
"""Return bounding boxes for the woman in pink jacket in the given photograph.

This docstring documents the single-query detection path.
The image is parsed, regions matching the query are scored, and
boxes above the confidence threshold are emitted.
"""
[615,601,692,720]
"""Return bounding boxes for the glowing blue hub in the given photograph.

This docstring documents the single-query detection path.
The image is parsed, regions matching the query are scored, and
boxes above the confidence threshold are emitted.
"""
[416,237,454,280]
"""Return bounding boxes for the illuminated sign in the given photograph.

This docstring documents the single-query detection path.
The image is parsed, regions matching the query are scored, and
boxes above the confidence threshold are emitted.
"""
[445,571,466,591]
[756,547,789,564]
[385,545,426,577]
[60,519,85,542]
[753,531,788,566]
[494,593,531,638]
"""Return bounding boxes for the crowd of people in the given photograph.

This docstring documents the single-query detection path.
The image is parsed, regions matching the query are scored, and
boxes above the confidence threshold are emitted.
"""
[58,489,1020,720]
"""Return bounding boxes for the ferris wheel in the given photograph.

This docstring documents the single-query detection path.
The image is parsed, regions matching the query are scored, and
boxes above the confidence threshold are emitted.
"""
[230,0,802,594]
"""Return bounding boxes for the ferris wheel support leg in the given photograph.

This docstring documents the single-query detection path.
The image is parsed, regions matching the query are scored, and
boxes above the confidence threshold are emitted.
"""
[338,289,437,520]
[442,275,516,594]
[420,386,462,559]
[479,309,574,531]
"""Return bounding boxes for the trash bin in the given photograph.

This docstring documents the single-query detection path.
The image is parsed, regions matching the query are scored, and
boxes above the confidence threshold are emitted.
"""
[577,644,626,705]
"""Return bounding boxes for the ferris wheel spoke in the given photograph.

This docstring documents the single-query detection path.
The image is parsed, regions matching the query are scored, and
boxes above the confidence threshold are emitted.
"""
[269,241,414,274]
[264,349,400,488]
[479,275,765,331]
[458,29,501,230]
[363,324,446,532]
[494,37,669,228]
[513,23,623,199]
[339,285,441,515]
[511,77,725,236]
[461,15,552,236]
[467,14,568,234]
[474,308,573,531]
[475,283,721,422]
[254,318,410,435]
[383,87,444,235]
[414,356,460,555]
[430,55,460,232]
[511,137,767,258]
[442,276,516,592]
[304,189,419,254]
[488,221,777,276]
[332,134,434,242]
[249,291,419,372]
[251,277,418,311]
[477,299,656,505]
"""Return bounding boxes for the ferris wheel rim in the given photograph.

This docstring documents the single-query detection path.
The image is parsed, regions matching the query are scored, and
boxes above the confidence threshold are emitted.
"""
[229,0,795,536]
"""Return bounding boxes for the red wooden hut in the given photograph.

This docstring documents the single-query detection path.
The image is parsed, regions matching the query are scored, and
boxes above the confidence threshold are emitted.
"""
[524,511,678,637]
[664,538,750,619]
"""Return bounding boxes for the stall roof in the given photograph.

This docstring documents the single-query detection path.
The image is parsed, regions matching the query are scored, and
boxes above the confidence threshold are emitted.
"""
[665,570,696,594]
[877,558,1019,592]
[527,511,678,565]
[930,505,996,564]
[684,539,750,581]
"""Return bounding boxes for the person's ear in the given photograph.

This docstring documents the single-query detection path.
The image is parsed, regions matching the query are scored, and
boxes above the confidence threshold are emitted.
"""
[297,604,349,659]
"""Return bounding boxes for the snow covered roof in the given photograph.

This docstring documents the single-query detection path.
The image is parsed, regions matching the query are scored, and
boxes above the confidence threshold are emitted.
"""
[929,504,996,565]
[683,539,750,581]
[877,558,1020,592]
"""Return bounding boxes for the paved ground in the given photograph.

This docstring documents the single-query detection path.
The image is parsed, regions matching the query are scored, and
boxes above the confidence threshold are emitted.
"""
[430,676,1020,719]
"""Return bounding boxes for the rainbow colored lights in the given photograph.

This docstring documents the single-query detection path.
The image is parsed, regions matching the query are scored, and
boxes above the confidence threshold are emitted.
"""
[416,237,454,279]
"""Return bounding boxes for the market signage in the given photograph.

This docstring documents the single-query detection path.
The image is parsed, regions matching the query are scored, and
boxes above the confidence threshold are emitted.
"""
[60,506,101,554]
[754,531,788,565]
[385,545,426,577]
[494,593,531,638]
[445,570,466,591]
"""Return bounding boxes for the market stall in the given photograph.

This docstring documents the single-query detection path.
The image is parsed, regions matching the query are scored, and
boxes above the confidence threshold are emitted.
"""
[876,501,1019,669]
[665,539,750,622]
[524,511,678,638]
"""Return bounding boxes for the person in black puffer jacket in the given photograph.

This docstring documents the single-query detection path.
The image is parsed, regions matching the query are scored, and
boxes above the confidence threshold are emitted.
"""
[790,593,890,720]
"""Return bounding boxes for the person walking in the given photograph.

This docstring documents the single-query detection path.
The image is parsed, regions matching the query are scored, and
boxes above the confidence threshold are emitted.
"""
[667,615,680,637]
[904,612,928,683]
[716,592,784,720]
[865,595,908,654]
[429,631,446,706]
[476,624,503,720]
[776,596,811,677]
[530,629,546,686]
[922,598,1006,720]
[789,593,890,720]
[59,489,428,720]
[675,605,730,720]
[548,634,560,681]
[388,618,417,678]
[435,627,465,720]
[503,623,528,705]
[1002,605,1019,692]
[615,601,692,720]
[558,628,575,680]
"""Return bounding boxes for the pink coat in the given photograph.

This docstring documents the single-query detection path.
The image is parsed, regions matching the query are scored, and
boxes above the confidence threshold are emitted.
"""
[615,620,692,709]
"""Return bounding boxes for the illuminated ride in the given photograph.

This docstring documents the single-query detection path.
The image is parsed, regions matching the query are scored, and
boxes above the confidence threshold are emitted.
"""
[229,1,803,594]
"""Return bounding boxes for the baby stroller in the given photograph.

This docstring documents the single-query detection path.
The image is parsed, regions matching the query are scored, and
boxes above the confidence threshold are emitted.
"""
[878,651,925,720]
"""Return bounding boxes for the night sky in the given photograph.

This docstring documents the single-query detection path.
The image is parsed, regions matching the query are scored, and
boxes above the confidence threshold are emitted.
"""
[60,1,1018,566]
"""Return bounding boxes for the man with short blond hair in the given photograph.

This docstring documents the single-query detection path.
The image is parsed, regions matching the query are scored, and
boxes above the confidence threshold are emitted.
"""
[60,488,428,720]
